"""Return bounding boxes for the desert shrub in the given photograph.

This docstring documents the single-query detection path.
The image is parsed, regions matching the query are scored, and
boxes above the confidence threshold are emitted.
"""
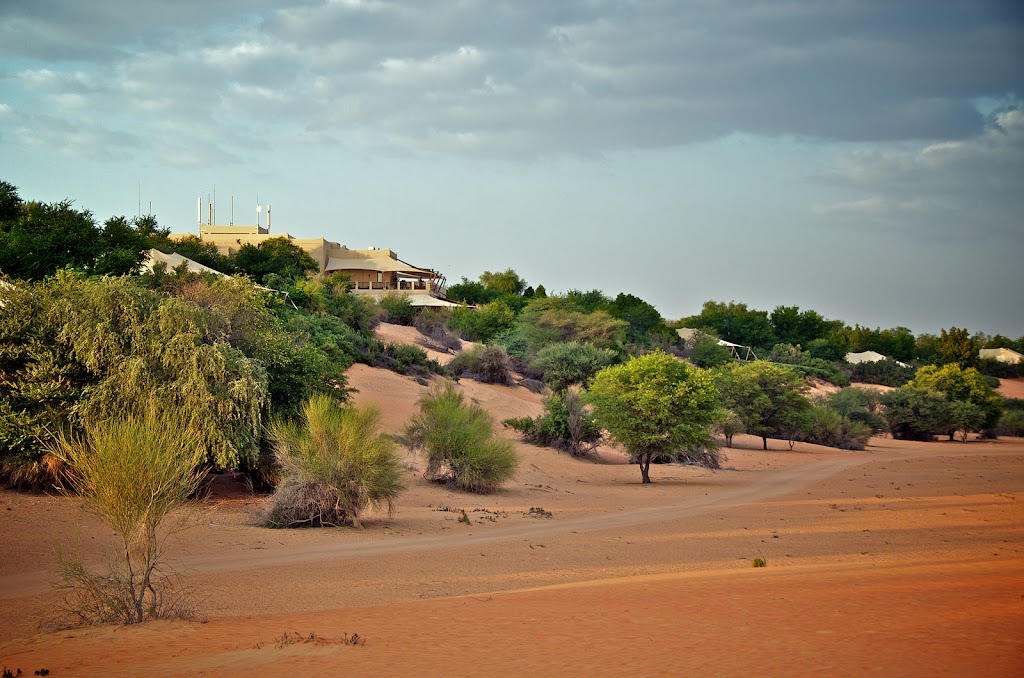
[376,294,417,326]
[996,409,1024,437]
[448,344,514,385]
[880,387,951,441]
[491,325,529,363]
[769,343,849,387]
[413,308,462,352]
[264,395,404,528]
[845,358,916,387]
[976,358,1023,379]
[825,387,886,432]
[529,341,616,391]
[517,297,627,358]
[799,405,871,450]
[504,385,601,456]
[449,299,516,343]
[365,340,445,377]
[714,409,744,448]
[51,409,206,625]
[405,382,518,492]
[665,445,725,469]
[690,337,734,368]
[0,273,269,481]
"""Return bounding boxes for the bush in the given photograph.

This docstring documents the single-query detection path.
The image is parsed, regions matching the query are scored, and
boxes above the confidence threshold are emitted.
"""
[504,386,601,456]
[824,387,886,433]
[376,294,417,326]
[799,405,872,450]
[996,410,1024,437]
[264,395,404,528]
[880,387,951,441]
[769,343,849,387]
[449,299,516,343]
[365,340,445,377]
[845,358,916,387]
[51,409,206,625]
[413,309,462,353]
[690,338,734,368]
[405,382,518,492]
[529,341,616,391]
[448,344,515,385]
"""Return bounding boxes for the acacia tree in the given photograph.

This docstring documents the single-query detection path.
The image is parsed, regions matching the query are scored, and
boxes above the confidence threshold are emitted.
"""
[909,363,1003,437]
[587,350,719,483]
[714,361,810,450]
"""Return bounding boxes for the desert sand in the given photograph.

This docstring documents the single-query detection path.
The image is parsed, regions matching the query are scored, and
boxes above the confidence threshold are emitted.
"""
[1,336,1022,677]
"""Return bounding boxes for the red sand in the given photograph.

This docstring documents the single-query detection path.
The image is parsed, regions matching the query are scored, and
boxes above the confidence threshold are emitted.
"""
[2,343,1023,676]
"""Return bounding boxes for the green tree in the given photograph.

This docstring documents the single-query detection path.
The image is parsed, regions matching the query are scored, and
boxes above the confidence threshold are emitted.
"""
[681,301,777,351]
[909,363,1003,433]
[608,293,663,343]
[518,297,627,358]
[587,350,719,483]
[935,327,978,367]
[714,361,811,450]
[233,236,319,284]
[947,401,985,443]
[479,268,527,296]
[880,387,951,441]
[0,199,103,280]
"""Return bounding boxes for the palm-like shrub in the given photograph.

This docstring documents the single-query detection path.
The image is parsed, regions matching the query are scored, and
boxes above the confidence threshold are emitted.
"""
[265,395,405,527]
[53,409,207,625]
[406,382,518,492]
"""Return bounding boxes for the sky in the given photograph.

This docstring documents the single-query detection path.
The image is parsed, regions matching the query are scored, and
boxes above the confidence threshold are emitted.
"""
[1,0,1022,336]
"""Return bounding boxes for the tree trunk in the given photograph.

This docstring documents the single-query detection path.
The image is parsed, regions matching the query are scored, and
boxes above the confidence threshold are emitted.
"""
[640,453,652,484]
[725,434,733,448]
[762,436,768,450]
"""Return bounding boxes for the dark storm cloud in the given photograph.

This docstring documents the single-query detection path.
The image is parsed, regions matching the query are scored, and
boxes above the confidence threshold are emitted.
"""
[1,0,1021,158]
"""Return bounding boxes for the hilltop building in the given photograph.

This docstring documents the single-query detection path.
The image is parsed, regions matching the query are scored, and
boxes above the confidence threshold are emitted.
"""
[979,347,1024,364]
[170,219,451,305]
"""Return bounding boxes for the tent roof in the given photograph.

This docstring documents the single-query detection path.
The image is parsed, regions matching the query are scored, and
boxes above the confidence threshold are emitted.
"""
[979,347,1024,364]
[325,254,436,277]
[143,249,228,277]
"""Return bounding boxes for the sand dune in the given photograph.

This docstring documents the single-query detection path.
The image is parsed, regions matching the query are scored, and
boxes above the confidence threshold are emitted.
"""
[1,331,1022,676]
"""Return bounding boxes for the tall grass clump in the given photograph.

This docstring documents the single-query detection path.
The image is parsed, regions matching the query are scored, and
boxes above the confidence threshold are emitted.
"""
[406,382,518,492]
[52,409,207,626]
[265,395,405,528]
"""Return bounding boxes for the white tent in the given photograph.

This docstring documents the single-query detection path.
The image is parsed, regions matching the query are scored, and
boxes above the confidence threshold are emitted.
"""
[142,249,228,277]
[979,347,1024,364]
[845,350,909,368]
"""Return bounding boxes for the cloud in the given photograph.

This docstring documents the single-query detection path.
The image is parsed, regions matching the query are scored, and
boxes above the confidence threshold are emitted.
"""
[813,108,1024,240]
[0,1,1021,164]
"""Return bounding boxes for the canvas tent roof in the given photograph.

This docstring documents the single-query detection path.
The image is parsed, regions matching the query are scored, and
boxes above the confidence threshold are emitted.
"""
[979,347,1024,364]
[325,254,436,278]
[676,327,742,348]
[143,249,228,277]
[845,350,910,368]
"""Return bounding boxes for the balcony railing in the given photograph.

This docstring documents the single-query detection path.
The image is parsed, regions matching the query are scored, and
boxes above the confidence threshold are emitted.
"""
[353,280,445,296]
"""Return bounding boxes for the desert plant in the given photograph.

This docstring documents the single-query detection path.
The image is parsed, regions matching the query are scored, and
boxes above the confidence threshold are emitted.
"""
[880,387,951,441]
[448,344,514,385]
[51,409,207,625]
[504,385,601,456]
[714,409,744,448]
[376,294,417,326]
[588,350,719,483]
[413,308,462,352]
[405,382,518,492]
[264,395,405,528]
[529,341,616,391]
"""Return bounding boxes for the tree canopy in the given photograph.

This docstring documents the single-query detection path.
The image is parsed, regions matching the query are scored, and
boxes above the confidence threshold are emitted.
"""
[587,350,719,483]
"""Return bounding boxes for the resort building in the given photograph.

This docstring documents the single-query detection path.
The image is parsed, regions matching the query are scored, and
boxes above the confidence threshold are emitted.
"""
[170,221,451,305]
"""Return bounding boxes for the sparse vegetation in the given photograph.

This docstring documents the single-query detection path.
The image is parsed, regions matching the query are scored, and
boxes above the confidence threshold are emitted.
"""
[405,382,518,492]
[264,395,405,528]
[448,344,515,385]
[51,409,206,625]
[504,385,601,457]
